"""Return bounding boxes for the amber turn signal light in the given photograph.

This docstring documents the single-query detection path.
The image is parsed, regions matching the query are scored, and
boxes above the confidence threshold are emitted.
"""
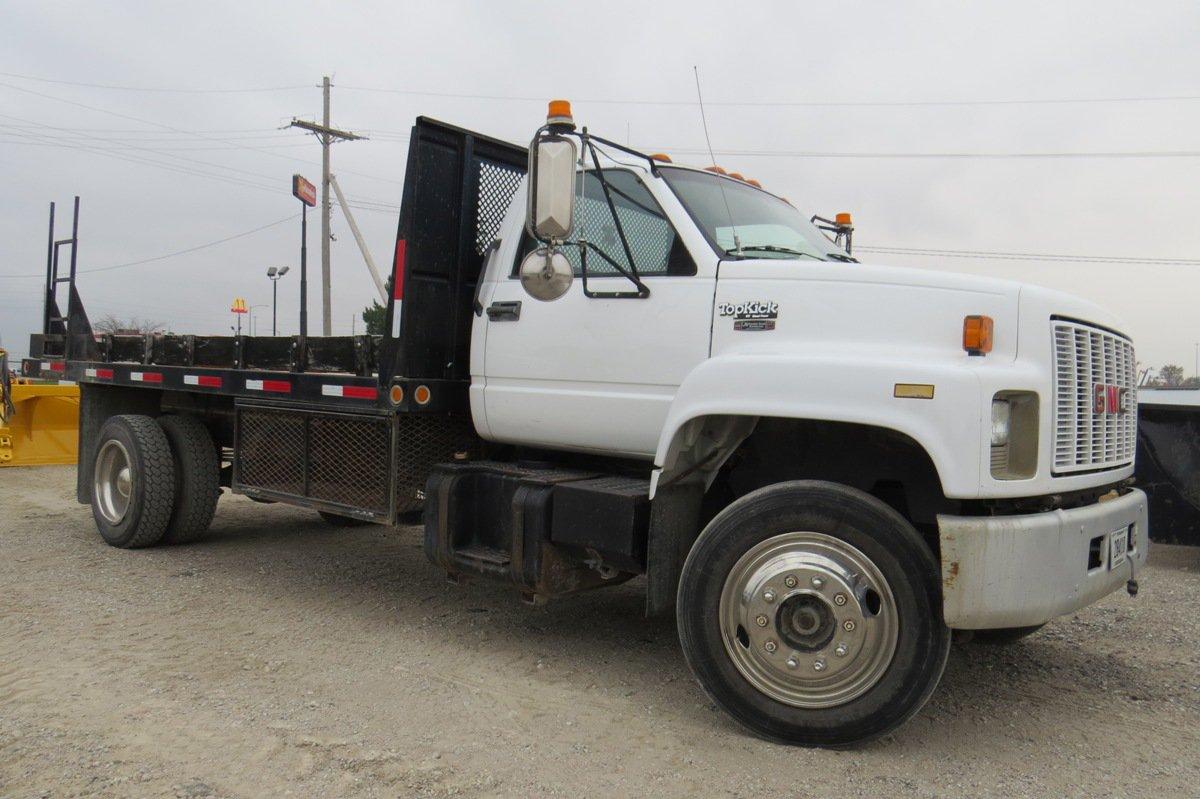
[963,315,994,356]
[546,99,574,128]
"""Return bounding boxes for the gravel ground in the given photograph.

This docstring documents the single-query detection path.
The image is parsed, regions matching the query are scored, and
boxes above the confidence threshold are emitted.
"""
[2,465,1198,798]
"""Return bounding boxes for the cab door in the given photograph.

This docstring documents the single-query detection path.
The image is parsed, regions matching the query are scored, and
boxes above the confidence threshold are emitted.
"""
[478,168,715,459]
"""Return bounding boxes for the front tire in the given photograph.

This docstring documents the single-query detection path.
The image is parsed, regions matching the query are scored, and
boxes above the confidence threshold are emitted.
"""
[91,415,176,549]
[677,481,950,747]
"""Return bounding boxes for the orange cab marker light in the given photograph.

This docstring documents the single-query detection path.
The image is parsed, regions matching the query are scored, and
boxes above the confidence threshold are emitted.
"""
[746,178,762,188]
[963,315,994,356]
[649,153,672,163]
[728,172,745,181]
[414,385,432,405]
[705,166,727,175]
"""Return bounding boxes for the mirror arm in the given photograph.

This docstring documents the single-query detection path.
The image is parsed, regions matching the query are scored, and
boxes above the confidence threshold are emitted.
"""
[579,241,650,299]
[581,132,661,177]
[581,134,650,298]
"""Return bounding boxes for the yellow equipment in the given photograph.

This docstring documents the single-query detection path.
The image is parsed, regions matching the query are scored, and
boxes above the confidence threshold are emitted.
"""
[0,349,79,467]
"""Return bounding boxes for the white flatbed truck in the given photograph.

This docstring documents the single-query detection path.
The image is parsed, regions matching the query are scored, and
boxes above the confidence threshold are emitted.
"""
[25,101,1147,746]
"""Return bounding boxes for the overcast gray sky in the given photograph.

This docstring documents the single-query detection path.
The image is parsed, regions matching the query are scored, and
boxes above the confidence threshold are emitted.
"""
[2,1,1198,374]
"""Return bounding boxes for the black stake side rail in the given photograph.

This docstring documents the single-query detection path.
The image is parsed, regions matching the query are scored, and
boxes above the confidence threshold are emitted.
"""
[20,357,467,415]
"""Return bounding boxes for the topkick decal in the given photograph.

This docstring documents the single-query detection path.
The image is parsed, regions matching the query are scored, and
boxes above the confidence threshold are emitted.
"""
[718,300,779,331]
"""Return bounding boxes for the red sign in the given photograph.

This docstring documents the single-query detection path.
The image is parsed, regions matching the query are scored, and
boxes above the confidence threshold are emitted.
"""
[292,174,317,207]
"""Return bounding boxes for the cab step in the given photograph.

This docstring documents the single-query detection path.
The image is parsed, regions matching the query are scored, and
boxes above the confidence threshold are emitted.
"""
[424,460,649,600]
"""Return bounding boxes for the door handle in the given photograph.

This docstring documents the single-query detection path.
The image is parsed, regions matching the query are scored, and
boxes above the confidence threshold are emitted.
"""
[486,300,522,321]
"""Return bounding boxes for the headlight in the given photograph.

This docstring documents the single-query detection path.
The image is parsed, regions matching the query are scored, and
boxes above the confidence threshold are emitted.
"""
[991,391,1039,479]
[991,399,1011,447]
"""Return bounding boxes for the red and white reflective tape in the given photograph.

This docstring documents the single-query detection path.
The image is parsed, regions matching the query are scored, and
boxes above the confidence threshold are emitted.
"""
[321,384,377,400]
[84,367,114,380]
[130,371,163,383]
[41,361,66,373]
[245,378,291,394]
[183,374,223,388]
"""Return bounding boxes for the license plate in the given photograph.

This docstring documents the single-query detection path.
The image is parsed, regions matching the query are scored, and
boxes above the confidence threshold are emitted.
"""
[1109,528,1129,570]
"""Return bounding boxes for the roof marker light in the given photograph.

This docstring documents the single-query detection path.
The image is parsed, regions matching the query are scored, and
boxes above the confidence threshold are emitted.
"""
[546,99,574,129]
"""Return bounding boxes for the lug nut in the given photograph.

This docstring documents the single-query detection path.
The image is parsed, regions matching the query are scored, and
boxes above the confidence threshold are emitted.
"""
[764,640,778,653]
[763,589,776,603]
[833,593,847,606]
[784,575,798,588]
[813,659,827,672]
[755,614,769,627]
[842,620,856,632]
[786,657,799,669]
[835,644,848,657]
[811,576,825,589]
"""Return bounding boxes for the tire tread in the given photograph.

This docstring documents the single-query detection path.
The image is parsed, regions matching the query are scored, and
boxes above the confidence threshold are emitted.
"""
[159,415,221,545]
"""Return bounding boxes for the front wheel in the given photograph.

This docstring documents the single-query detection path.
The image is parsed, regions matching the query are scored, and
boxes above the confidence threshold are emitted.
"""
[677,481,950,747]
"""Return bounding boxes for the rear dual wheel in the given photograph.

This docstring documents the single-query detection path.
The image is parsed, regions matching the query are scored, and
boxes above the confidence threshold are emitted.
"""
[677,481,951,747]
[91,414,219,548]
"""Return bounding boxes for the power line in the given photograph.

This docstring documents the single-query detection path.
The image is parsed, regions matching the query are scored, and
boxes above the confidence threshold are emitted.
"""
[856,245,1200,265]
[0,120,289,195]
[337,83,1200,108]
[0,81,404,185]
[0,70,309,93]
[0,215,298,280]
[655,146,1200,160]
[5,70,1198,108]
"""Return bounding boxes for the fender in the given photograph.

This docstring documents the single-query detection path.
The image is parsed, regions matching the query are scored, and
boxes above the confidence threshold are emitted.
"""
[653,348,986,500]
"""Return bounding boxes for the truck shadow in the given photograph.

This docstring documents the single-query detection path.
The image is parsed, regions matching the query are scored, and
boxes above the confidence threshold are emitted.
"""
[180,500,1162,753]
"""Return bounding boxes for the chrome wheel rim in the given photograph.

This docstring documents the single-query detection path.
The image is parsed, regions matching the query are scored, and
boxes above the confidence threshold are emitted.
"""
[719,531,899,708]
[94,440,133,524]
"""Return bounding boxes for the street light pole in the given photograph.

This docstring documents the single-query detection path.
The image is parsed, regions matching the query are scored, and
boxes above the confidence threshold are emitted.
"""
[266,266,290,336]
[249,305,268,337]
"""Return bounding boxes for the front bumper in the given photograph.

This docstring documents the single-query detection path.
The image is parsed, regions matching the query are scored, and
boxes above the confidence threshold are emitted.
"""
[937,488,1148,629]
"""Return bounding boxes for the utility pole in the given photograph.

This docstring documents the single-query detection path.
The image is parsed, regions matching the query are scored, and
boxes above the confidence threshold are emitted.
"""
[289,77,366,336]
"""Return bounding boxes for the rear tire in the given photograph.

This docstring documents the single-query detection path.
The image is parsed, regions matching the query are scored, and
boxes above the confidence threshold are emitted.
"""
[91,415,176,549]
[971,624,1046,644]
[677,480,951,747]
[158,415,221,545]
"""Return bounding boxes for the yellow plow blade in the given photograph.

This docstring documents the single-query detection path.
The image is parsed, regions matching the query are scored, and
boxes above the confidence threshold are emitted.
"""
[0,382,80,467]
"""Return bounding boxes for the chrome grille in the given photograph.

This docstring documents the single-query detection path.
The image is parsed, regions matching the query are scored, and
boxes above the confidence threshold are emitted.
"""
[1052,320,1137,473]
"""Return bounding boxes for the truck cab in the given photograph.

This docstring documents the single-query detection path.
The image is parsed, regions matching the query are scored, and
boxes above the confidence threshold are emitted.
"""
[45,102,1146,747]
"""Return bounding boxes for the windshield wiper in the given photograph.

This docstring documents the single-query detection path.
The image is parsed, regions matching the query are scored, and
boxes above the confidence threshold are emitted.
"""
[727,244,825,261]
[824,252,858,263]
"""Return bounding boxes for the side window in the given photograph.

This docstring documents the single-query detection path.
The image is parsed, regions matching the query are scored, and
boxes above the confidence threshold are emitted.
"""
[516,169,696,277]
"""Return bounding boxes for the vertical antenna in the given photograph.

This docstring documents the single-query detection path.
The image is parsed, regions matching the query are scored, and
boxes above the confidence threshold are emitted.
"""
[693,66,741,255]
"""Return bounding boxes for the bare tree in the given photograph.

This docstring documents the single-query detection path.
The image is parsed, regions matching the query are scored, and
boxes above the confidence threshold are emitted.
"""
[92,315,165,335]
[1158,364,1185,387]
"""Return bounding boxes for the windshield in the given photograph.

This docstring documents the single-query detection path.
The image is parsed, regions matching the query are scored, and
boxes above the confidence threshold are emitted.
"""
[659,167,848,261]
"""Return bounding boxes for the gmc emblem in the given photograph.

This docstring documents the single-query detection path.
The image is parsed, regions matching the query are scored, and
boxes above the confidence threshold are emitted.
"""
[1093,383,1130,415]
